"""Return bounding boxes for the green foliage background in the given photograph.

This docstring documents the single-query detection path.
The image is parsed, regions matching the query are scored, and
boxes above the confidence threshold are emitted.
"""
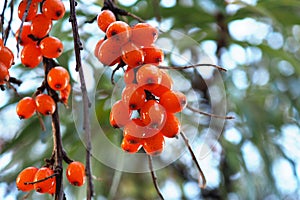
[0,0,300,199]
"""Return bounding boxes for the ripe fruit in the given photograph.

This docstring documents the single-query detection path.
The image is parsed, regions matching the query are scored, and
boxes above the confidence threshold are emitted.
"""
[94,38,105,58]
[124,68,135,85]
[0,62,9,84]
[121,84,146,110]
[60,83,71,106]
[143,46,164,65]
[42,0,66,20]
[48,179,56,195]
[34,167,55,193]
[159,90,187,113]
[47,66,70,91]
[161,113,180,138]
[97,38,121,66]
[121,136,142,153]
[151,70,173,97]
[16,167,38,192]
[21,43,42,68]
[136,64,162,90]
[110,100,132,128]
[140,100,166,129]
[131,23,158,47]
[123,118,146,139]
[121,42,144,68]
[16,97,36,119]
[0,46,14,69]
[142,132,165,155]
[18,1,38,21]
[106,21,131,45]
[66,161,85,186]
[35,94,56,115]
[31,14,52,39]
[40,36,63,58]
[97,10,116,32]
[15,23,34,46]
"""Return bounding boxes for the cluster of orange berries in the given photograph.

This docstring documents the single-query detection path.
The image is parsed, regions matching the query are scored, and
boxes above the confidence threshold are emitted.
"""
[0,38,14,86]
[16,66,70,119]
[16,0,65,68]
[94,9,163,67]
[95,10,187,155]
[16,161,85,195]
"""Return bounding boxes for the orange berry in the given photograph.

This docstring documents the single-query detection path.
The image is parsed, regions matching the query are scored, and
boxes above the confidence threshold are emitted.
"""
[121,84,146,110]
[16,97,36,119]
[0,46,14,69]
[40,36,63,58]
[48,179,56,195]
[151,70,173,97]
[21,43,42,68]
[0,38,3,50]
[15,23,35,46]
[121,42,144,68]
[124,68,135,85]
[31,14,52,39]
[159,90,187,113]
[34,167,55,193]
[123,118,146,139]
[131,23,158,47]
[121,136,142,153]
[161,113,180,138]
[106,21,131,45]
[94,38,105,58]
[60,83,71,106]
[142,46,164,65]
[35,94,56,115]
[110,100,132,128]
[140,100,166,129]
[16,167,38,192]
[42,0,65,20]
[97,10,116,32]
[142,132,165,156]
[97,38,121,66]
[0,62,9,84]
[47,66,70,91]
[18,0,38,21]
[136,64,162,91]
[66,161,85,186]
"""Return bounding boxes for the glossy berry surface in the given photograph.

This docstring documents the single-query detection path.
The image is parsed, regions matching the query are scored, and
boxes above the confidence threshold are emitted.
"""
[97,38,121,66]
[0,62,9,84]
[97,10,116,32]
[143,46,164,65]
[42,0,66,20]
[161,113,180,138]
[16,167,38,192]
[121,136,142,153]
[142,132,165,156]
[140,100,166,129]
[47,66,70,91]
[66,161,86,186]
[151,70,173,97]
[136,64,162,90]
[34,167,55,193]
[16,97,36,119]
[121,42,144,68]
[106,21,131,45]
[15,23,34,46]
[18,1,38,21]
[40,36,63,58]
[159,90,187,113]
[31,14,52,39]
[0,46,14,69]
[35,94,56,115]
[60,83,71,106]
[21,43,42,68]
[121,84,146,110]
[131,23,158,47]
[110,100,132,128]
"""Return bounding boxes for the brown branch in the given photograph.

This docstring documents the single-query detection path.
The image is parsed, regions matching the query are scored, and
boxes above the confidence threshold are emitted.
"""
[179,132,206,188]
[0,0,8,37]
[158,63,227,72]
[25,173,57,185]
[186,104,234,120]
[148,155,165,200]
[69,1,93,199]
[3,0,14,45]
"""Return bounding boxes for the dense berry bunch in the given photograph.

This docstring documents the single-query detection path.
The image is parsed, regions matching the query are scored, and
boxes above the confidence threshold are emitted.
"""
[0,38,14,86]
[94,10,163,68]
[16,0,65,68]
[96,11,188,155]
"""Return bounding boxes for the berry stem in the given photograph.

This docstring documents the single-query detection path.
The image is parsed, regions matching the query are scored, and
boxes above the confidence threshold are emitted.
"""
[159,63,227,72]
[179,131,206,188]
[186,104,234,120]
[24,173,57,185]
[69,1,94,199]
[148,155,165,200]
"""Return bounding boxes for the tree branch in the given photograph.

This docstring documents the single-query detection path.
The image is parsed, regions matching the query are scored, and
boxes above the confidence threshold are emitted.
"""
[186,104,234,120]
[158,63,227,72]
[69,1,94,199]
[148,155,165,200]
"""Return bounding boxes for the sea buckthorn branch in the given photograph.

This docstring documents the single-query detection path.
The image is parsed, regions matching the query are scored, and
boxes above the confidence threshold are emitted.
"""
[25,173,58,185]
[186,104,234,120]
[179,131,206,188]
[148,155,165,200]
[2,0,14,45]
[0,0,9,37]
[69,0,94,199]
[158,63,227,72]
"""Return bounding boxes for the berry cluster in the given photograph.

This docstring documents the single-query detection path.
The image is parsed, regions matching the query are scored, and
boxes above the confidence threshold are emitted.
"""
[94,10,163,67]
[16,161,85,195]
[0,38,14,86]
[16,0,65,68]
[95,10,187,155]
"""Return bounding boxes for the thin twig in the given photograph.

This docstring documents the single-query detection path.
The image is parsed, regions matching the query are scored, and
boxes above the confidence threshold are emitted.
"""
[3,0,14,45]
[159,63,227,72]
[25,173,57,185]
[148,155,165,200]
[69,1,94,199]
[36,111,46,131]
[179,132,206,188]
[0,0,8,37]
[122,11,145,23]
[186,104,234,120]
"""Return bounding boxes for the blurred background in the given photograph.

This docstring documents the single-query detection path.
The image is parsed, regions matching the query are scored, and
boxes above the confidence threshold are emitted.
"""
[1,0,300,199]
